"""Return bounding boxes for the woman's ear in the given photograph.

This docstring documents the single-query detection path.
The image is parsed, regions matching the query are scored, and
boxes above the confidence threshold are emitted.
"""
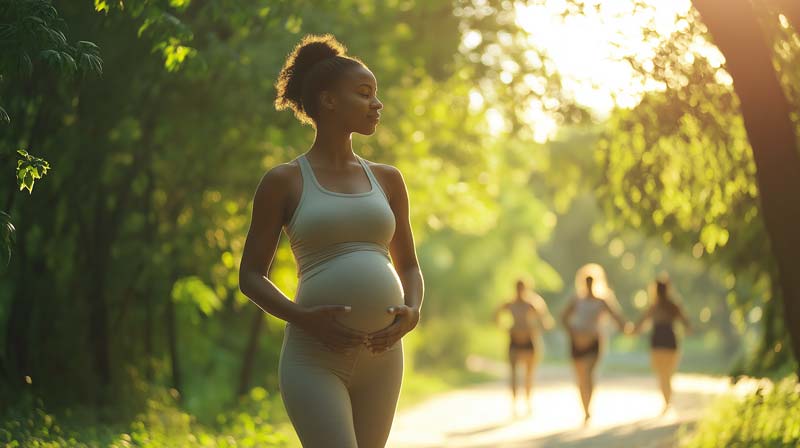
[319,90,336,111]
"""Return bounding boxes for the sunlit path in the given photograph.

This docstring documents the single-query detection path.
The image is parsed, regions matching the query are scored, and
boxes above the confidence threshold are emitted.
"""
[388,363,754,448]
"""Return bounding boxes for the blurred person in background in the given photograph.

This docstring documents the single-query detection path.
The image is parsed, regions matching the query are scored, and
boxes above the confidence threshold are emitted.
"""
[561,263,629,424]
[632,274,692,414]
[495,278,555,416]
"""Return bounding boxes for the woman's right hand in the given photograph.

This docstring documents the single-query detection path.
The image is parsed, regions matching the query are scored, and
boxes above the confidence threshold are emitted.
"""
[296,305,368,352]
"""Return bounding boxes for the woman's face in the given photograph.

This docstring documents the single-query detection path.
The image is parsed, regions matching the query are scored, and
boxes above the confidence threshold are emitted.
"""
[327,65,383,135]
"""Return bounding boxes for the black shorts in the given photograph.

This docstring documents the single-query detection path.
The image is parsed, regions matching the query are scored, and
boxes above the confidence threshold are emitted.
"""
[570,338,600,359]
[651,323,678,350]
[509,338,535,352]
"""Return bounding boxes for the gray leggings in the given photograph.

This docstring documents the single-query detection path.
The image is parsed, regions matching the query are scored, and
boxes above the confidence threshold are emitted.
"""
[279,323,404,448]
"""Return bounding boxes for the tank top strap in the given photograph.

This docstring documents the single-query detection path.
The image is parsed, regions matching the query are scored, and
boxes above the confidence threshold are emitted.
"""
[295,154,317,195]
[357,156,389,201]
[296,154,312,180]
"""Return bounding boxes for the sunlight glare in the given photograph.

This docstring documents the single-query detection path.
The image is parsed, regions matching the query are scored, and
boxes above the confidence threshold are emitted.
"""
[514,0,694,116]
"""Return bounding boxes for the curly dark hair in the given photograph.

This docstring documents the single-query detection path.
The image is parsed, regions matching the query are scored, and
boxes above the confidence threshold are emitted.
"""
[274,34,365,125]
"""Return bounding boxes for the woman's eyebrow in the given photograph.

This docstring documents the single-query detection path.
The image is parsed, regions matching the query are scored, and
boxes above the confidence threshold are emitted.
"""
[358,83,376,91]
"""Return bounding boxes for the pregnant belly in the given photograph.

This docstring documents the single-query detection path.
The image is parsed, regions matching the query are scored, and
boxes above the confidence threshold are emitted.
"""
[295,251,405,333]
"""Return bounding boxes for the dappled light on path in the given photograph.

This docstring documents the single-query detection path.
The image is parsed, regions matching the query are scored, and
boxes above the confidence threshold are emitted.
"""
[388,365,752,448]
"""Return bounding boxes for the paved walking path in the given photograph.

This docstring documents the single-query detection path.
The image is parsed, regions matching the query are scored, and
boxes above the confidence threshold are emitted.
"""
[388,359,756,448]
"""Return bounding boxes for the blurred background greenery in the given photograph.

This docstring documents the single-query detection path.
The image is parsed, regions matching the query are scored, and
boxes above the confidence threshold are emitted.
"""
[2,0,799,446]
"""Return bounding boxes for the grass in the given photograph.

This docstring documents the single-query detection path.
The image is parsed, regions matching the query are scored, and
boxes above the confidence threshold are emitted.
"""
[679,375,800,447]
[0,387,293,448]
[0,325,745,448]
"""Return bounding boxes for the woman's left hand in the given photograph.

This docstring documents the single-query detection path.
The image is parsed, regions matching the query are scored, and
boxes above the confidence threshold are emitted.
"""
[366,305,420,353]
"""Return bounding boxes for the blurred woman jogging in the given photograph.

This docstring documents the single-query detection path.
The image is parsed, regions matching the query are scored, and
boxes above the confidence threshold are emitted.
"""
[561,263,628,424]
[494,278,555,415]
[632,275,691,413]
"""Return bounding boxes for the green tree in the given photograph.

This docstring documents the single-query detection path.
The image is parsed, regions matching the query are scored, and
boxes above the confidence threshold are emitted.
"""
[597,1,800,374]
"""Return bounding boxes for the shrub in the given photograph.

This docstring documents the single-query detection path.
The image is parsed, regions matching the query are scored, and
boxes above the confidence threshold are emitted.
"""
[681,376,800,448]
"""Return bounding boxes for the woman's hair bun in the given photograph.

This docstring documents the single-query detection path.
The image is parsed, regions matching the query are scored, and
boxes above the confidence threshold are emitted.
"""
[275,34,351,124]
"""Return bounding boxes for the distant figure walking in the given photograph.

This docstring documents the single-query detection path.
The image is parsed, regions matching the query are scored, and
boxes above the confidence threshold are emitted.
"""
[494,279,554,415]
[561,263,628,424]
[632,275,691,413]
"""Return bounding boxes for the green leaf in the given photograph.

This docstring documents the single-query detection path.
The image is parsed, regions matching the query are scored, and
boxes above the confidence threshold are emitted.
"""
[59,52,76,74]
[76,40,100,55]
[18,53,32,76]
[79,53,103,76]
[16,149,51,193]
[171,276,222,315]
[46,28,67,46]
[41,48,60,66]
[0,24,16,40]
[23,16,47,28]
[169,0,191,9]
[0,105,9,124]
[0,210,14,266]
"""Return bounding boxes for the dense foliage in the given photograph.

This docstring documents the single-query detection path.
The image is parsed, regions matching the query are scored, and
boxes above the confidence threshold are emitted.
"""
[2,0,798,446]
[681,376,800,448]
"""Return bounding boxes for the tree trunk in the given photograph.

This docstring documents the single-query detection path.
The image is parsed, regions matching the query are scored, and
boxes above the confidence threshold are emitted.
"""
[144,292,154,381]
[143,163,156,382]
[166,288,182,398]
[716,292,740,358]
[237,309,264,397]
[693,0,800,376]
[86,199,112,403]
[4,285,33,388]
[3,229,32,389]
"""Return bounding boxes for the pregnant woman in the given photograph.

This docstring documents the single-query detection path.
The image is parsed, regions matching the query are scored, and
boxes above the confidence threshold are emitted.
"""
[238,34,424,448]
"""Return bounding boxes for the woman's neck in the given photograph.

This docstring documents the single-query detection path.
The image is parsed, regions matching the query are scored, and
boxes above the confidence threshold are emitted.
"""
[308,123,355,166]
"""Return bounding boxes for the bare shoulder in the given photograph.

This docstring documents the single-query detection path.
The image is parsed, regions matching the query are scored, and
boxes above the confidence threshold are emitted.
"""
[253,160,302,208]
[364,160,405,198]
[365,160,403,181]
[264,160,300,182]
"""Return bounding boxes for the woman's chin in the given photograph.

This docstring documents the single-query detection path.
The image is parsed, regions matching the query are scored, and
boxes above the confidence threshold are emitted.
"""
[355,124,378,136]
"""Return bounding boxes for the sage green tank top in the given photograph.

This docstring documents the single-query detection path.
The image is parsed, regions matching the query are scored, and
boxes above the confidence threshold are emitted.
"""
[286,154,404,332]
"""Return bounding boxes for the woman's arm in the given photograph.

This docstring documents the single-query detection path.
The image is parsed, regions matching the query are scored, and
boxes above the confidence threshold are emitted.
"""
[603,299,629,332]
[632,306,653,334]
[561,299,576,330]
[239,164,365,351]
[366,164,424,352]
[531,294,556,330]
[239,165,305,323]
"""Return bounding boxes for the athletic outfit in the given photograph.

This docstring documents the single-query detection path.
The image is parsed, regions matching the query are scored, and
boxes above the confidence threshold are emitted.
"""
[506,301,538,353]
[510,338,535,351]
[570,338,600,359]
[279,154,404,448]
[567,298,605,359]
[649,306,679,350]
